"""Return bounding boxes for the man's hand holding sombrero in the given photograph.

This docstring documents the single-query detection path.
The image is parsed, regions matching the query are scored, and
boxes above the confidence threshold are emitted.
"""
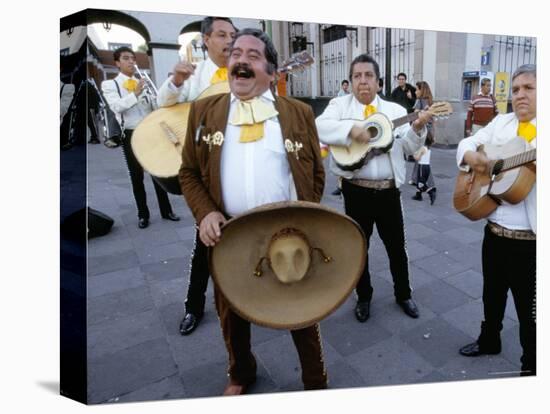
[199,211,227,247]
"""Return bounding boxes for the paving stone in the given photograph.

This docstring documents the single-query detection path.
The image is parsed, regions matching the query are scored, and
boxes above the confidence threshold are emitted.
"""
[88,309,165,360]
[438,354,520,381]
[414,233,465,254]
[370,294,438,335]
[88,237,133,258]
[323,359,366,390]
[414,280,472,315]
[134,241,191,265]
[413,252,473,279]
[114,375,187,403]
[88,249,140,276]
[403,223,440,240]
[149,277,188,307]
[320,313,392,357]
[443,269,484,299]
[346,335,433,386]
[88,286,154,326]
[88,267,146,298]
[165,315,226,373]
[403,239,438,263]
[443,227,484,244]
[400,317,475,368]
[140,257,191,283]
[129,227,181,250]
[88,338,178,404]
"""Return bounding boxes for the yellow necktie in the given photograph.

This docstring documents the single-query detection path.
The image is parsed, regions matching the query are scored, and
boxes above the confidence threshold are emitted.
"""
[123,78,138,92]
[518,122,536,143]
[364,104,376,119]
[210,67,228,85]
[230,97,279,143]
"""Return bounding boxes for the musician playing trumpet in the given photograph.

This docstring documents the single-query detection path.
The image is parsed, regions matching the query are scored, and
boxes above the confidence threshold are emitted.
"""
[101,47,179,229]
[456,64,536,376]
[156,17,237,337]
[316,54,432,324]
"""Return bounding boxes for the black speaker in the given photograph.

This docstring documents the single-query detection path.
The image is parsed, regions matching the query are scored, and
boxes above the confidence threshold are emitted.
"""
[88,208,114,238]
[61,207,114,241]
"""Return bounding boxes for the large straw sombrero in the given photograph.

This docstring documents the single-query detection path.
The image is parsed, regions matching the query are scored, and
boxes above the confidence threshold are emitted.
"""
[210,201,366,329]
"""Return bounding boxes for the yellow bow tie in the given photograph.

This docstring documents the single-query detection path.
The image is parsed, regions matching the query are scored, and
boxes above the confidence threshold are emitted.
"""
[518,121,536,143]
[230,97,279,143]
[364,104,376,119]
[123,78,138,93]
[210,67,228,85]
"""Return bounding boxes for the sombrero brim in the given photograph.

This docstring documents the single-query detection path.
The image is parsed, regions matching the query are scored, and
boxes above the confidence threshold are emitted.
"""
[210,201,366,329]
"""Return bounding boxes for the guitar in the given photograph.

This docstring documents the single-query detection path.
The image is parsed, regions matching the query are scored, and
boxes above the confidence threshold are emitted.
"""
[131,51,315,195]
[329,102,453,172]
[453,137,536,221]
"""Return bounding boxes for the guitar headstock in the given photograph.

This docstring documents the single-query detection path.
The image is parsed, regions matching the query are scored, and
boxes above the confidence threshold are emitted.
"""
[279,51,315,74]
[427,101,453,119]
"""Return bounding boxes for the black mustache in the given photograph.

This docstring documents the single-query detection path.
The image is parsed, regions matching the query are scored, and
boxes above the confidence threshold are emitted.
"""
[231,64,255,79]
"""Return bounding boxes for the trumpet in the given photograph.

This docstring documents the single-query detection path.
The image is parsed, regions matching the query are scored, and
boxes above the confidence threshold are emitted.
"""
[134,64,159,109]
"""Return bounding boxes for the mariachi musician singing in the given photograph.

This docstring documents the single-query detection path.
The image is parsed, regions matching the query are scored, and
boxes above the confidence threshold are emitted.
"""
[155,17,237,337]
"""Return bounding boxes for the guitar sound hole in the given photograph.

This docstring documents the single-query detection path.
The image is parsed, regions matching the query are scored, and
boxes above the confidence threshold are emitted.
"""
[367,126,379,142]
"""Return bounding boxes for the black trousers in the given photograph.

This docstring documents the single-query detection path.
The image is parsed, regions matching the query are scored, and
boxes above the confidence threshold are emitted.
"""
[121,129,173,220]
[481,225,536,373]
[184,228,210,316]
[342,179,412,302]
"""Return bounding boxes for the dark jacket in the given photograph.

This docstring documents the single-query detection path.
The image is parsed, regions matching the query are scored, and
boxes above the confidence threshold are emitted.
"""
[391,83,417,113]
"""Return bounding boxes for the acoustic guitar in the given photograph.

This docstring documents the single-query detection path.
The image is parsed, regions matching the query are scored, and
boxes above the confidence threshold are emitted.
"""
[329,101,453,171]
[453,136,536,221]
[131,52,315,195]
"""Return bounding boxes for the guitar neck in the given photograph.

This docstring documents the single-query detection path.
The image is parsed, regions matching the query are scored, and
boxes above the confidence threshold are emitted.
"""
[392,112,419,129]
[500,148,536,172]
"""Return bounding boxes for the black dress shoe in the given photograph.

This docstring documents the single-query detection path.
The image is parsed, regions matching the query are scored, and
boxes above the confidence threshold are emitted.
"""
[397,299,420,318]
[138,218,149,229]
[354,300,370,322]
[331,188,342,196]
[179,313,202,335]
[162,212,180,221]
[459,341,501,357]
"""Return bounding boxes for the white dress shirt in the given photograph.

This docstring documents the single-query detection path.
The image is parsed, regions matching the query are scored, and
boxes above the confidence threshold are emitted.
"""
[316,94,426,186]
[157,58,220,106]
[101,73,153,129]
[220,90,297,217]
[456,113,536,232]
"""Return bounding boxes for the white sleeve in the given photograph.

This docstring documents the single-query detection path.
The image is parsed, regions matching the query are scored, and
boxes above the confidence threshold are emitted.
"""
[393,105,425,156]
[101,79,138,115]
[456,117,499,171]
[315,98,356,146]
[157,76,192,106]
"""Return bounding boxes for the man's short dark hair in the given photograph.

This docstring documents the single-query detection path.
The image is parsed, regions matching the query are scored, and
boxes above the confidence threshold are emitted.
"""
[230,28,278,75]
[201,17,236,36]
[341,79,349,86]
[113,46,135,62]
[397,72,407,80]
[348,54,380,82]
